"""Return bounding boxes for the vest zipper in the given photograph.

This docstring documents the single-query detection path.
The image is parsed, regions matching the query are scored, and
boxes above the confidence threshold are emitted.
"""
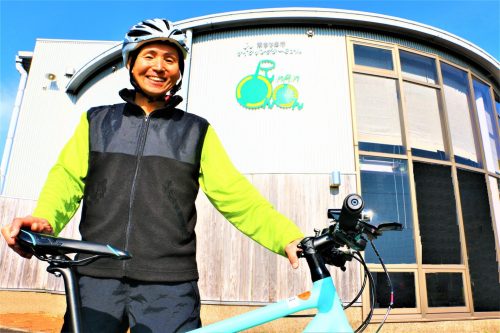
[123,113,152,269]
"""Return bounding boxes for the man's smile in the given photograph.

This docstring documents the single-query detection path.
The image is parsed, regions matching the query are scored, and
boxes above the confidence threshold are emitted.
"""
[147,76,166,83]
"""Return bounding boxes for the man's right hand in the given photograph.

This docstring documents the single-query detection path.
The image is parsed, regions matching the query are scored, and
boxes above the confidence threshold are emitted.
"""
[1,216,53,259]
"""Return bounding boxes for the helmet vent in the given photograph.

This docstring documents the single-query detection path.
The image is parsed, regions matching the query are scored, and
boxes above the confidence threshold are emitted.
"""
[143,22,163,32]
[128,30,150,37]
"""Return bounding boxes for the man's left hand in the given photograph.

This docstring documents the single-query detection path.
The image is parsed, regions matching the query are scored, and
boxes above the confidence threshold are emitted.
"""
[285,238,303,269]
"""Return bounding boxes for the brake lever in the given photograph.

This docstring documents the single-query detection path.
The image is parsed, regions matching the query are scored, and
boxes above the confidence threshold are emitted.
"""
[357,221,379,238]
[359,221,403,240]
[377,222,403,232]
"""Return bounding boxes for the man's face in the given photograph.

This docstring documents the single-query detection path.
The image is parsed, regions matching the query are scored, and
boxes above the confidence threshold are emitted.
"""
[130,42,181,97]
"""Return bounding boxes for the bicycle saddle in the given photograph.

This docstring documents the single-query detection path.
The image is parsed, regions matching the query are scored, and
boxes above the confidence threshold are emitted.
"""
[17,229,131,260]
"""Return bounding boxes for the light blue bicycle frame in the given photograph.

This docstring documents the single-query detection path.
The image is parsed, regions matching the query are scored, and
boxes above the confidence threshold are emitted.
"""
[189,276,353,333]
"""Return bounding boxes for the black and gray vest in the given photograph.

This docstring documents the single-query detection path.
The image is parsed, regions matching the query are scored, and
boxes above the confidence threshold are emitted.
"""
[77,93,209,282]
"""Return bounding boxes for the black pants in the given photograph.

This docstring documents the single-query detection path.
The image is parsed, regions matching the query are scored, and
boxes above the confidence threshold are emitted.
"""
[61,275,201,333]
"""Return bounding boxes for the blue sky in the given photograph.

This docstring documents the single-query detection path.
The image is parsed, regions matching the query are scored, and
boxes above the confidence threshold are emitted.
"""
[0,0,499,160]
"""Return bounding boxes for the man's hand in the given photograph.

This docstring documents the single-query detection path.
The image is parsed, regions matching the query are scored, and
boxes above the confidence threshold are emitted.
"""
[285,238,303,269]
[1,216,53,259]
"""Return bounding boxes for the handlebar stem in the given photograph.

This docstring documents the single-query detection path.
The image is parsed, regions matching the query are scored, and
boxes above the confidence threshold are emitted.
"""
[300,237,331,282]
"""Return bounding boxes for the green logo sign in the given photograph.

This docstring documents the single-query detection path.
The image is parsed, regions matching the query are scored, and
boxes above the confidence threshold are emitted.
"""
[236,60,303,110]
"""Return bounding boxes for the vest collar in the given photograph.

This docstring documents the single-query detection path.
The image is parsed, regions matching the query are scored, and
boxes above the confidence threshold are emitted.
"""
[119,89,183,116]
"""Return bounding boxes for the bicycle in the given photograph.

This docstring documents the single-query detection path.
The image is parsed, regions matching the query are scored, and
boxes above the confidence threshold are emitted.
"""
[16,194,402,333]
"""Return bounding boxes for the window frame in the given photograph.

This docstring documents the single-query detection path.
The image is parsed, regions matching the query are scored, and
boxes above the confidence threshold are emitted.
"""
[469,74,500,176]
[439,60,484,170]
[364,268,422,316]
[351,40,398,77]
[348,38,407,156]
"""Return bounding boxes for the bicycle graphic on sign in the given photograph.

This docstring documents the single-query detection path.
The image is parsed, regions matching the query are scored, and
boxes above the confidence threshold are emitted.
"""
[236,60,304,110]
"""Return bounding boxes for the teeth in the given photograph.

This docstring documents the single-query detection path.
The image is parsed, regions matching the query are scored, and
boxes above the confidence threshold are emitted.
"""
[148,77,166,82]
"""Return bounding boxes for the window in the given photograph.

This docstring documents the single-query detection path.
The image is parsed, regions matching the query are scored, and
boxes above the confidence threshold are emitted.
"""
[373,272,416,309]
[425,273,465,307]
[354,44,393,70]
[458,170,500,311]
[473,79,500,173]
[360,156,415,264]
[413,162,461,264]
[354,74,404,154]
[413,162,469,310]
[400,50,437,84]
[441,63,481,168]
[404,82,446,160]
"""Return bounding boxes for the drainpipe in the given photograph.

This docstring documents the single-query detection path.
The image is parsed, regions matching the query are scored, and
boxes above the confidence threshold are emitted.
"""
[0,54,29,194]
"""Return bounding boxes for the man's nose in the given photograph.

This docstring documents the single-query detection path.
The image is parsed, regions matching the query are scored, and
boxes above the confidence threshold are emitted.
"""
[152,58,165,70]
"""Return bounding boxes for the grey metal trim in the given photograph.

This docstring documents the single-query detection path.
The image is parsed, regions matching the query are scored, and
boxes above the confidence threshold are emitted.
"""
[65,7,499,94]
[66,42,122,94]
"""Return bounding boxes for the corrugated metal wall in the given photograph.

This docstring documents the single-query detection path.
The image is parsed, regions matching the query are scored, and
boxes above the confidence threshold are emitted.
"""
[2,40,121,199]
[187,27,355,174]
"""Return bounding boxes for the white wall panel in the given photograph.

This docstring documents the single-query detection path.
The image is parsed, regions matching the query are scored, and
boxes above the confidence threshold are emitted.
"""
[187,27,355,174]
[3,40,117,199]
[72,61,130,113]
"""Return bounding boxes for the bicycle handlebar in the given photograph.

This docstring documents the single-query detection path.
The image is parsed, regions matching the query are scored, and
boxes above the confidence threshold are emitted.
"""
[299,194,403,278]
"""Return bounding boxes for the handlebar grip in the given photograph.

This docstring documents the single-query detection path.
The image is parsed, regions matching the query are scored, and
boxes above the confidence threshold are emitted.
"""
[338,193,364,231]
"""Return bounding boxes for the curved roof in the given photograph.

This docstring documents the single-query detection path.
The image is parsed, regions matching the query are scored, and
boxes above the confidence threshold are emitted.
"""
[66,7,499,94]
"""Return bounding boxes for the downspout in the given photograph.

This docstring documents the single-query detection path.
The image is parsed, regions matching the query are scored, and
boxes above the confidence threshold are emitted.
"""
[0,54,29,194]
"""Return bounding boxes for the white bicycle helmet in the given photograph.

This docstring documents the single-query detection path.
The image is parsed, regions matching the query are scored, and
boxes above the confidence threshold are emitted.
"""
[122,18,189,67]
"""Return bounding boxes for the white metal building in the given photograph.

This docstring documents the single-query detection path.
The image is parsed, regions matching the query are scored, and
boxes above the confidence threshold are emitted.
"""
[1,7,499,327]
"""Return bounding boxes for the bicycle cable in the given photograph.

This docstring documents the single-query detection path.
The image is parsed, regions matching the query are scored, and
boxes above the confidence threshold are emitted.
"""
[354,251,375,333]
[343,251,367,310]
[370,240,393,333]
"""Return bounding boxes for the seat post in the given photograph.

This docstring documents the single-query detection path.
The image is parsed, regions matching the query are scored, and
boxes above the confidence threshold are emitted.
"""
[47,256,83,333]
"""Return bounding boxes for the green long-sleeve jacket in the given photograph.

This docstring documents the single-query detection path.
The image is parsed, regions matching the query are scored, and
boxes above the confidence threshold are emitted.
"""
[33,91,303,281]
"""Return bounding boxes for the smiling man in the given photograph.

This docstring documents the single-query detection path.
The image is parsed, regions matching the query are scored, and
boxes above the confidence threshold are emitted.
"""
[1,19,304,333]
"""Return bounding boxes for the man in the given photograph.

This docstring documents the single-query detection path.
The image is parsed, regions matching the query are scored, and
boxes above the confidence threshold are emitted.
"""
[2,19,303,332]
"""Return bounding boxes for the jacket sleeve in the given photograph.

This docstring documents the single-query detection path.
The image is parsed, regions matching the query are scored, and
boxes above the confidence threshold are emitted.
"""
[199,125,304,256]
[33,112,89,235]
